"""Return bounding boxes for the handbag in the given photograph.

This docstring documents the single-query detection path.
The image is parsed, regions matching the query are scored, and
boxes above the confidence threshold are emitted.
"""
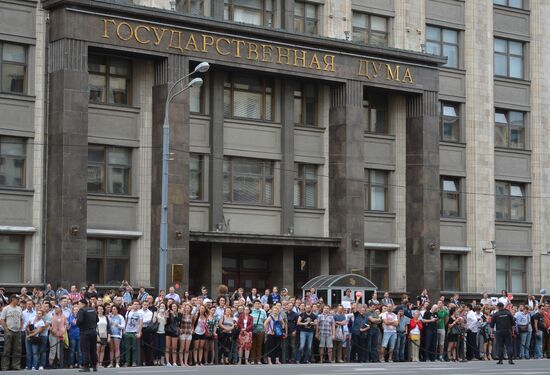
[518,324,529,333]
[143,321,160,334]
[335,326,344,341]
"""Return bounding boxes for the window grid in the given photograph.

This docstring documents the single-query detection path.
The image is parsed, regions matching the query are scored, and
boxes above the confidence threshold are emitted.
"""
[440,102,460,142]
[294,83,317,127]
[0,42,27,94]
[0,235,24,283]
[494,38,523,79]
[365,250,389,291]
[496,256,526,293]
[294,163,318,208]
[493,0,523,9]
[224,74,274,121]
[0,136,26,188]
[352,12,389,47]
[86,238,130,285]
[494,109,525,149]
[441,253,461,291]
[294,1,319,35]
[495,181,526,221]
[364,169,389,212]
[189,153,203,200]
[224,0,274,28]
[223,157,274,205]
[363,93,389,134]
[88,55,132,105]
[184,0,204,15]
[441,176,461,217]
[426,26,459,68]
[88,145,132,195]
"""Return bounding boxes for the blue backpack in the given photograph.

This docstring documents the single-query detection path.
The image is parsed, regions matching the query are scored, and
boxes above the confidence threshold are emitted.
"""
[273,316,284,337]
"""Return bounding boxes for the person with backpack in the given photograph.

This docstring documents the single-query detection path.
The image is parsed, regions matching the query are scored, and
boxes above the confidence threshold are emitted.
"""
[250,300,267,364]
[264,305,285,365]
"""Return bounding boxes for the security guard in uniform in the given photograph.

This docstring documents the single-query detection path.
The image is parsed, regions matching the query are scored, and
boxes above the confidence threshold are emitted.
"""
[490,302,515,365]
[77,299,99,372]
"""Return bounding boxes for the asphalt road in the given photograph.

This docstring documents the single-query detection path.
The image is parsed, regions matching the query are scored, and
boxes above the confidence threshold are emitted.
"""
[3,360,550,375]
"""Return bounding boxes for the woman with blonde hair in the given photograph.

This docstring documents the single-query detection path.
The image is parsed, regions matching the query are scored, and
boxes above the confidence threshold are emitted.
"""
[178,303,194,366]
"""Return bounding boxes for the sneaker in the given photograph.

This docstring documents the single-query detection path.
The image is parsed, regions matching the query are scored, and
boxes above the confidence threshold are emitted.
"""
[166,363,172,367]
[116,364,120,368]
[39,366,44,370]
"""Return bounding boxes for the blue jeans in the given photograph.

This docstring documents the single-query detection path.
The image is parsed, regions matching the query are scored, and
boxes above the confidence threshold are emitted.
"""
[518,331,530,359]
[298,331,314,363]
[25,338,39,369]
[69,337,82,366]
[534,330,543,359]
[367,329,379,362]
[395,332,406,361]
[40,335,49,368]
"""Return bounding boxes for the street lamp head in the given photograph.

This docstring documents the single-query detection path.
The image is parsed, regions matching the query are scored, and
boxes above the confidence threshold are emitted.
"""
[187,77,203,88]
[194,61,210,73]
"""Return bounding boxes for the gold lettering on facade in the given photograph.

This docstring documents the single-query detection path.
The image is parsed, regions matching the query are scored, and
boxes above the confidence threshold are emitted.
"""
[357,59,370,78]
[323,55,335,72]
[234,40,246,58]
[184,33,199,51]
[402,68,414,83]
[168,30,184,52]
[309,53,321,70]
[261,44,273,62]
[151,27,168,46]
[215,37,231,56]
[202,34,215,53]
[372,62,382,77]
[247,42,259,61]
[294,49,307,67]
[386,64,400,81]
[277,47,291,65]
[116,21,134,41]
[102,19,116,39]
[134,25,151,44]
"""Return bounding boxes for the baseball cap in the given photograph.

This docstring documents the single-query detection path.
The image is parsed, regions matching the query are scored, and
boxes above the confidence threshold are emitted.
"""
[203,298,212,304]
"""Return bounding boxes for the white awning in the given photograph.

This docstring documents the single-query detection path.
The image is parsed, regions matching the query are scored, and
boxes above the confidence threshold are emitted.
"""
[440,245,471,253]
[0,225,37,234]
[364,242,400,250]
[87,229,143,239]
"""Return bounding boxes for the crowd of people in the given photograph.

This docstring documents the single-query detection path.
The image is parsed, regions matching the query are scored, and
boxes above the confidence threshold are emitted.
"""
[1,283,549,371]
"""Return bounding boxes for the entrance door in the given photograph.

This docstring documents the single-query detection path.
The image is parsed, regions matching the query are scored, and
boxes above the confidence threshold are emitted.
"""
[222,254,270,292]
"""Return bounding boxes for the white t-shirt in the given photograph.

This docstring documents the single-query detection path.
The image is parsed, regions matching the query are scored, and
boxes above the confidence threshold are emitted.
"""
[125,311,143,333]
[380,312,397,332]
[498,296,509,307]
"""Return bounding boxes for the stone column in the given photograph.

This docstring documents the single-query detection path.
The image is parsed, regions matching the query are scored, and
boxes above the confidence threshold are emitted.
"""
[464,0,495,293]
[529,0,550,291]
[328,80,365,274]
[281,0,295,32]
[394,0,425,51]
[406,90,440,298]
[280,80,294,234]
[150,54,189,290]
[210,244,223,293]
[282,247,295,296]
[209,70,225,230]
[45,39,89,286]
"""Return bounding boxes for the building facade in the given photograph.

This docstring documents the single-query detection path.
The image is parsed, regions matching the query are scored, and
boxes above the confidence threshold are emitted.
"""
[0,0,549,299]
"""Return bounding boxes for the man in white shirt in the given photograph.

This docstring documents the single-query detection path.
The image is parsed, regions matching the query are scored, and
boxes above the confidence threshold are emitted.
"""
[140,301,154,366]
[380,304,399,362]
[465,304,480,360]
[165,287,181,304]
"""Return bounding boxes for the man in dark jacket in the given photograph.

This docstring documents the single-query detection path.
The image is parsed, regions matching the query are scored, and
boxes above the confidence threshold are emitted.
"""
[77,299,99,372]
[490,302,515,365]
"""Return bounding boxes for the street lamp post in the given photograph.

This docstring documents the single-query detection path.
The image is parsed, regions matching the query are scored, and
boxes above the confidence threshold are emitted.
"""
[159,62,210,292]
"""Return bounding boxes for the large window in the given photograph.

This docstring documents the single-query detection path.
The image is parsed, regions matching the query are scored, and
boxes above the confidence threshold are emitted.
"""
[0,235,24,283]
[495,110,525,149]
[363,92,388,134]
[89,55,132,105]
[1,42,26,94]
[224,0,273,27]
[294,83,317,127]
[294,1,319,35]
[352,12,389,47]
[441,102,460,142]
[294,163,318,208]
[494,38,524,79]
[441,177,460,217]
[496,256,526,293]
[441,254,461,291]
[189,153,203,200]
[224,74,273,121]
[223,157,274,205]
[183,0,204,15]
[0,137,25,188]
[88,146,132,195]
[426,26,459,68]
[365,250,389,291]
[494,0,523,9]
[365,169,389,211]
[87,238,130,285]
[495,181,526,221]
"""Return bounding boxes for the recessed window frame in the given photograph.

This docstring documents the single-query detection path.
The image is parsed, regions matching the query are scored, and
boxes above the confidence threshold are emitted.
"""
[183,0,205,15]
[493,0,523,9]
[0,235,24,283]
[352,12,389,47]
[441,253,461,291]
[0,42,27,94]
[496,255,527,293]
[88,145,132,195]
[0,136,26,188]
[495,180,527,221]
[224,73,274,121]
[494,38,524,79]
[440,102,461,142]
[364,169,389,212]
[363,91,389,134]
[224,0,274,28]
[88,54,132,106]
[441,176,461,218]
[494,109,525,149]
[294,82,318,127]
[223,156,274,205]
[294,1,320,35]
[189,153,203,201]
[294,163,318,208]
[86,238,131,286]
[426,25,459,69]
[365,249,389,291]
